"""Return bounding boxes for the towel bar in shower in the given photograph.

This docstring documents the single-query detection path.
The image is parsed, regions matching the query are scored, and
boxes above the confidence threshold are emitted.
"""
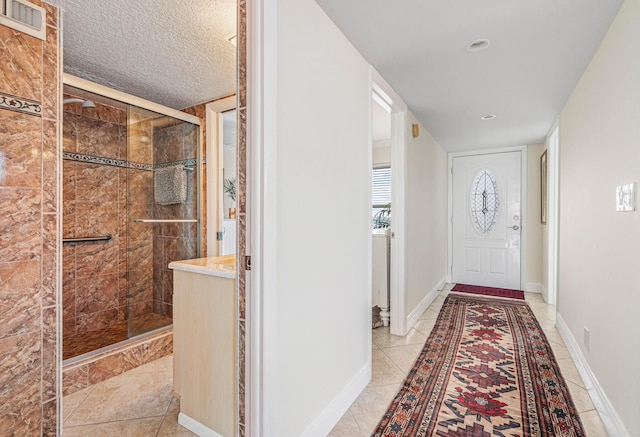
[63,234,112,243]
[133,219,198,223]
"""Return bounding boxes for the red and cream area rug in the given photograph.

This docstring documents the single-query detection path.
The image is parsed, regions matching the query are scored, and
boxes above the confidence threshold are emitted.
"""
[373,294,585,437]
[451,283,525,300]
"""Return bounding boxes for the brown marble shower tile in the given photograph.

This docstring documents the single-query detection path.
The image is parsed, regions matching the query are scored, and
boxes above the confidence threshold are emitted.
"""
[128,235,153,271]
[238,0,247,109]
[0,110,42,188]
[76,308,120,334]
[153,126,184,164]
[41,212,57,306]
[42,398,57,437]
[87,353,127,384]
[0,26,43,102]
[42,25,58,121]
[128,123,153,164]
[75,200,119,236]
[238,213,247,320]
[80,103,126,125]
[164,237,197,264]
[62,365,89,395]
[75,238,119,277]
[63,159,76,199]
[127,268,153,304]
[76,163,119,202]
[0,260,40,339]
[63,113,78,152]
[76,116,124,159]
[42,120,58,212]
[75,273,119,315]
[63,200,76,239]
[42,306,57,401]
[44,2,57,28]
[0,187,41,262]
[118,167,127,204]
[142,331,173,361]
[238,319,246,426]
[0,332,42,437]
[127,170,153,204]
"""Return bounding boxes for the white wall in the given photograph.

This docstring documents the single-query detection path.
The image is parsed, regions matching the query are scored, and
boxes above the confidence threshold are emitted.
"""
[405,113,448,312]
[262,0,372,435]
[526,143,545,291]
[558,1,640,434]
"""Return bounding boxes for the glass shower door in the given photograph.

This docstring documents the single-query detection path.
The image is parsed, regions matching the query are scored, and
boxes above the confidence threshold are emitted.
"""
[126,106,201,338]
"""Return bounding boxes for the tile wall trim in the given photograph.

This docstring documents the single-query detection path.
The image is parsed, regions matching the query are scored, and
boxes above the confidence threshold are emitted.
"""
[63,152,203,171]
[0,92,42,116]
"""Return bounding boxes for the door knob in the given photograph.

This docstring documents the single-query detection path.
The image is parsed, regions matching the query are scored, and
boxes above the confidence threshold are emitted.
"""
[509,225,520,230]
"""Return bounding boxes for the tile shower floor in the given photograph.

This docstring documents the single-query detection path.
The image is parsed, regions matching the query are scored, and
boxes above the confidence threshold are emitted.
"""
[62,355,196,436]
[63,313,172,360]
[63,286,609,436]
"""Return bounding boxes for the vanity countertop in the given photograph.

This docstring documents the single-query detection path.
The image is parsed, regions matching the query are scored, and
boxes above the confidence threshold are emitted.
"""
[168,255,236,278]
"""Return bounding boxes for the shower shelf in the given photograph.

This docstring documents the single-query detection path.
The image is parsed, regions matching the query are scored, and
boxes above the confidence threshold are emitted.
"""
[63,234,112,243]
[133,219,198,223]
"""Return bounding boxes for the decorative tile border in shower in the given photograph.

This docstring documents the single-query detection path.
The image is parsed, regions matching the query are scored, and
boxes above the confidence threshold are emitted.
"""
[63,152,204,171]
[0,92,42,116]
[63,152,153,170]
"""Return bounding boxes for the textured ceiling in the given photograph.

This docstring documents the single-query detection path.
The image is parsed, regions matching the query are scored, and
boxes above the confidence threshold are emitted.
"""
[315,0,623,152]
[48,0,236,110]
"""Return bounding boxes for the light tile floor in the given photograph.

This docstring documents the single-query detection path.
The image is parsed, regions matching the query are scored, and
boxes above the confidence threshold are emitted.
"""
[62,355,197,437]
[329,284,610,436]
[62,284,609,437]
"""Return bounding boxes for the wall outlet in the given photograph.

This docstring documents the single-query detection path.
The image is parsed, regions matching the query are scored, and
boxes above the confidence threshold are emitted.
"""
[583,327,590,351]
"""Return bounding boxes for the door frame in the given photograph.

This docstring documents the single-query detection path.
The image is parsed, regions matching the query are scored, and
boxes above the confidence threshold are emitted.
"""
[205,97,236,257]
[447,146,528,289]
[372,69,409,336]
[545,120,560,305]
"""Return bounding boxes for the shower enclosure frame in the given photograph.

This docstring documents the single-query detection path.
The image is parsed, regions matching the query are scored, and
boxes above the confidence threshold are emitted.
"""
[62,73,203,363]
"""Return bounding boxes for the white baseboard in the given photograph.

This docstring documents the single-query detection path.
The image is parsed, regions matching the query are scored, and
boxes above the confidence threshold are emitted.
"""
[178,412,224,437]
[525,282,543,293]
[556,314,630,437]
[406,276,446,332]
[300,360,371,437]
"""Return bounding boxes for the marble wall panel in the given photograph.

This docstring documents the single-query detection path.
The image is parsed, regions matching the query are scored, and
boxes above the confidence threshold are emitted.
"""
[0,110,42,188]
[42,25,58,120]
[42,120,58,212]
[0,260,40,339]
[127,170,153,204]
[74,201,118,237]
[75,238,119,277]
[76,308,119,334]
[75,116,124,159]
[0,26,42,102]
[63,113,77,152]
[42,306,57,401]
[1,6,61,434]
[0,188,41,262]
[41,213,57,306]
[62,365,88,396]
[0,331,42,436]
[75,272,119,315]
[75,163,119,202]
[153,125,184,164]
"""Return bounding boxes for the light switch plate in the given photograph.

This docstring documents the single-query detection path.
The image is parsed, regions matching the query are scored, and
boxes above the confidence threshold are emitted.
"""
[616,183,636,212]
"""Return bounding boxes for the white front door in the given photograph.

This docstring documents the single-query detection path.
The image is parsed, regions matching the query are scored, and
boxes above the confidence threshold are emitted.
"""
[452,151,522,289]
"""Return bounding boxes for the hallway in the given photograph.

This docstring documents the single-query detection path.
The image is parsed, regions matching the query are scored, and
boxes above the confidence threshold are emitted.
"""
[329,284,608,436]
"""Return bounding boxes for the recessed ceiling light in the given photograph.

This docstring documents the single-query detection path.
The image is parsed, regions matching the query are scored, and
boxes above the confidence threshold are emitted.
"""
[466,39,491,53]
[481,114,496,120]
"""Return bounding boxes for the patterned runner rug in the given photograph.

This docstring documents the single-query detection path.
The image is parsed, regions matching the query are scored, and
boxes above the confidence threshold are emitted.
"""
[373,294,585,436]
[452,283,525,300]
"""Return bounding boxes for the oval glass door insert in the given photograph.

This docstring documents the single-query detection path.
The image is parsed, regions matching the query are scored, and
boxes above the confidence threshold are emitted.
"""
[470,169,500,235]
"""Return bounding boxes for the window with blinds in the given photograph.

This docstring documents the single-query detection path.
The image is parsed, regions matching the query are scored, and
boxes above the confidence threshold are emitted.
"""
[372,166,391,226]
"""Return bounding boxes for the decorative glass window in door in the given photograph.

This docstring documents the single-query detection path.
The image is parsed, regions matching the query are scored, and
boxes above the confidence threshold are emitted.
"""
[470,169,500,234]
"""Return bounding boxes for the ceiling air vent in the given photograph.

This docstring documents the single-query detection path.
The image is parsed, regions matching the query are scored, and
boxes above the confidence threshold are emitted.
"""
[0,0,46,41]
